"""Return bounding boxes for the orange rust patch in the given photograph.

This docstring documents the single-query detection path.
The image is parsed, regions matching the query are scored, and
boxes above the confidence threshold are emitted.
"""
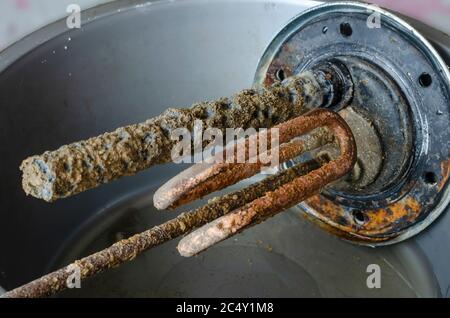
[438,157,450,192]
[361,196,421,235]
[306,194,346,221]
[304,194,422,239]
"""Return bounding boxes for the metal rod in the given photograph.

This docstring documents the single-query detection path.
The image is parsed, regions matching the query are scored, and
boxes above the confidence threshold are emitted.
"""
[154,126,333,210]
[177,109,356,256]
[2,157,324,298]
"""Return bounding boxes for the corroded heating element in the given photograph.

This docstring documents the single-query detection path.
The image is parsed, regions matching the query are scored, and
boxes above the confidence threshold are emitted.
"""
[154,125,333,210]
[153,109,357,256]
[3,109,354,298]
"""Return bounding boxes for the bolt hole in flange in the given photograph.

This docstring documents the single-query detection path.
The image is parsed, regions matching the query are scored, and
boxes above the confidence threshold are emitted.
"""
[340,22,352,37]
[419,72,432,87]
[275,68,286,81]
[423,171,438,185]
[352,210,367,225]
[254,2,450,244]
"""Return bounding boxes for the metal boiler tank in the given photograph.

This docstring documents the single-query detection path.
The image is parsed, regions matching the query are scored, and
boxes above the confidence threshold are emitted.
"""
[0,1,449,297]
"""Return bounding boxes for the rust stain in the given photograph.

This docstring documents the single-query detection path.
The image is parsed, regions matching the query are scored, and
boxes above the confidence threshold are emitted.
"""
[362,196,421,234]
[306,194,347,223]
[264,60,293,87]
[438,157,450,192]
[300,211,389,243]
[305,194,422,239]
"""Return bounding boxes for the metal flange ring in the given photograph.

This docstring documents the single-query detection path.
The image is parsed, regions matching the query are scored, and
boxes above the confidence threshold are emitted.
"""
[254,1,450,245]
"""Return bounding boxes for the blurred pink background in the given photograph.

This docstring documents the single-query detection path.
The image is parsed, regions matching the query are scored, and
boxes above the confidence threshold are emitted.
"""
[370,0,450,30]
[1,0,450,51]
[0,0,112,51]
